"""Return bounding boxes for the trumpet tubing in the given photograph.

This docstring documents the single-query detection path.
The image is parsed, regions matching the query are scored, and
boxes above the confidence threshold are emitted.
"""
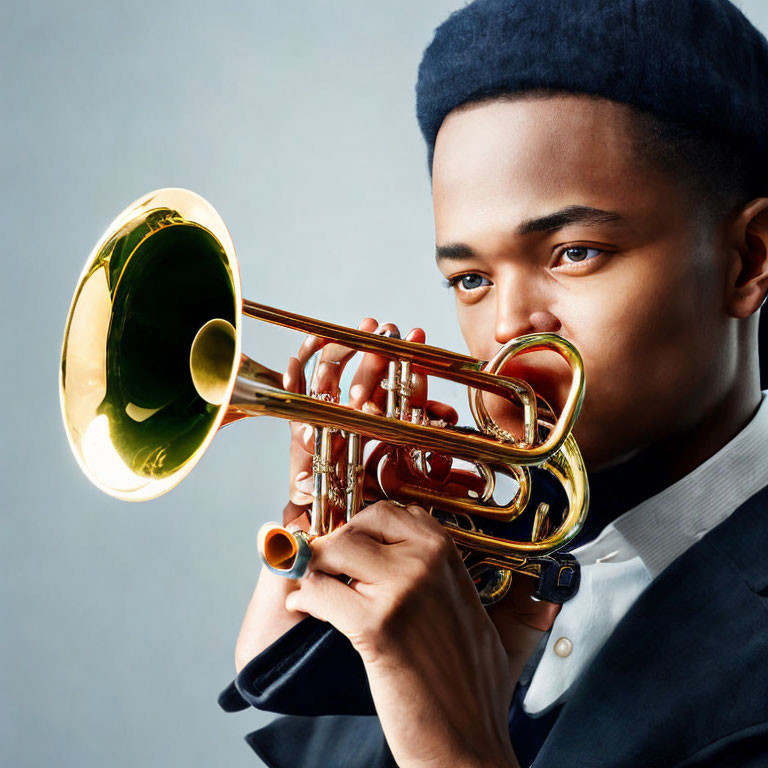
[60,188,589,605]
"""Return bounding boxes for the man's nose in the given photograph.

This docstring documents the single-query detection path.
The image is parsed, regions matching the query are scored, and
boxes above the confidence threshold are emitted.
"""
[493,278,561,344]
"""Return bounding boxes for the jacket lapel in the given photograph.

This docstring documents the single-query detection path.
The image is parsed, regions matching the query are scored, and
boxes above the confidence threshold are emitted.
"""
[534,485,768,767]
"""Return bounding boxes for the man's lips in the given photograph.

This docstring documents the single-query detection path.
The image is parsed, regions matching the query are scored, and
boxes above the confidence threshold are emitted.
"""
[492,353,572,416]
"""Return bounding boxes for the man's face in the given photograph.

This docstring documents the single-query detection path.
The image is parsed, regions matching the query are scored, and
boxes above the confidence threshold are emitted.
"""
[432,95,734,469]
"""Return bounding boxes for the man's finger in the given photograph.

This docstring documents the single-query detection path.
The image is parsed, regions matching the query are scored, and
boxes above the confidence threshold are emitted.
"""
[425,400,459,426]
[284,570,367,634]
[349,322,401,410]
[282,500,311,530]
[309,525,398,583]
[283,355,305,394]
[344,500,445,545]
[297,334,327,366]
[310,317,379,397]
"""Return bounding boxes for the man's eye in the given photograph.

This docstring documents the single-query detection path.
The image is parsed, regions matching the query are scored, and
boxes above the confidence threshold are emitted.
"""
[558,246,602,264]
[447,273,491,290]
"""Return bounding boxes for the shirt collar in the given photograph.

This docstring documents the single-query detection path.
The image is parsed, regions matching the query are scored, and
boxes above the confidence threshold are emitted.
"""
[574,390,768,578]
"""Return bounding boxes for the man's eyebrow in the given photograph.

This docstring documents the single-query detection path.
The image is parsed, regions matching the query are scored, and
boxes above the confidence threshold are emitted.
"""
[515,205,626,236]
[435,243,478,261]
[435,205,627,262]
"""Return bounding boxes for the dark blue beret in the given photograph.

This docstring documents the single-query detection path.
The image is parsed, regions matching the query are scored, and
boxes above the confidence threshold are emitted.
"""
[416,0,768,172]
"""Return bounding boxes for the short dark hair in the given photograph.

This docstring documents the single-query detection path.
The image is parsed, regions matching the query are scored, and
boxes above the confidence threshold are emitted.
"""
[627,104,764,224]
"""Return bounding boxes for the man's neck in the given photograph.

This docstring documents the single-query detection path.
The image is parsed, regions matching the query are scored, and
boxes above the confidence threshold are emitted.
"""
[571,382,763,548]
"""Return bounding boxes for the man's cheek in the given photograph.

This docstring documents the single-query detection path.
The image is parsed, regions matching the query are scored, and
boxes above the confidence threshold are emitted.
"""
[457,306,495,360]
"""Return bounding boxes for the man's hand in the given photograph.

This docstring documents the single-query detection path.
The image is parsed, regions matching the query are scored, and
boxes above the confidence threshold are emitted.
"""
[233,317,561,766]
[284,500,520,768]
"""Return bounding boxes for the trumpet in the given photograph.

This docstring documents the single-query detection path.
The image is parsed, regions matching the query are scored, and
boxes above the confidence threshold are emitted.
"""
[59,188,589,605]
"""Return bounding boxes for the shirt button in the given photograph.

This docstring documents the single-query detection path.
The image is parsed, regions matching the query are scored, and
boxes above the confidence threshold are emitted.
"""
[554,636,573,657]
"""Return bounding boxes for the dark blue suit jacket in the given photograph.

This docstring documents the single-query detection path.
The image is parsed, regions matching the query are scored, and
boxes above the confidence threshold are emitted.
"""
[220,485,768,767]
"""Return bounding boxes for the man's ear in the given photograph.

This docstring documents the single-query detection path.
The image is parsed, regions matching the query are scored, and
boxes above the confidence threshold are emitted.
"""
[726,197,768,319]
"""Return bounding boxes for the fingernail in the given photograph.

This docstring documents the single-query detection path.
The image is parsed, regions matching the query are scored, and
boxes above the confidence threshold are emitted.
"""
[303,425,314,443]
[295,476,314,494]
[375,325,401,339]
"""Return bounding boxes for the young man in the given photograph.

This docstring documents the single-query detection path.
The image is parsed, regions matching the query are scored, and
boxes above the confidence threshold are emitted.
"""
[220,1,768,765]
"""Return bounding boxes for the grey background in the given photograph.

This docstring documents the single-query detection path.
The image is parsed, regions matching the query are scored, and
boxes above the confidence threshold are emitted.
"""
[2,1,767,766]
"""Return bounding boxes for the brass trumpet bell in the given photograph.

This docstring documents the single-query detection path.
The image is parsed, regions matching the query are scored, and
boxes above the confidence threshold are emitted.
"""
[60,188,590,603]
[60,189,244,500]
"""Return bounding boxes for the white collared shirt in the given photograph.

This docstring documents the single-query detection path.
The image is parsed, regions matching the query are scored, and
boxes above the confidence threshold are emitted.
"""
[522,390,768,716]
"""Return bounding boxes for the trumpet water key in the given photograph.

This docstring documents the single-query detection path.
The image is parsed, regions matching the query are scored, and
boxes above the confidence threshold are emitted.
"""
[59,188,589,605]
